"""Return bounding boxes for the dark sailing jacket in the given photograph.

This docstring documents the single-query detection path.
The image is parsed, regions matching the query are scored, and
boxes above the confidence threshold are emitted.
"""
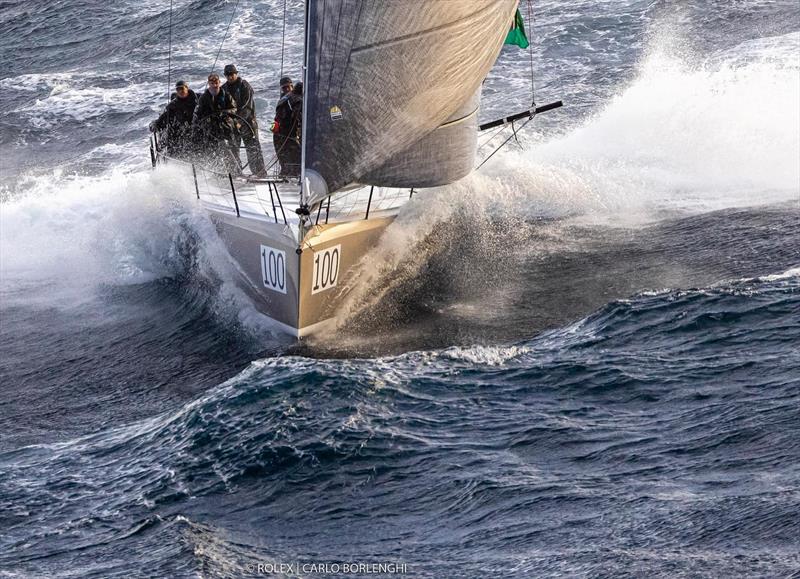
[272,91,302,175]
[153,90,197,150]
[223,77,257,125]
[154,90,197,130]
[192,88,237,141]
[273,92,302,140]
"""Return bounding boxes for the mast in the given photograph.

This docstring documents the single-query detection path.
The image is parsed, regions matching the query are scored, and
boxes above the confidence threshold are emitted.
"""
[299,0,310,212]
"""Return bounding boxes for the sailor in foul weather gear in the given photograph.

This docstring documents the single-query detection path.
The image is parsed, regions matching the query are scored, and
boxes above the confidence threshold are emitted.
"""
[192,73,239,172]
[222,63,266,177]
[272,76,302,177]
[149,80,197,159]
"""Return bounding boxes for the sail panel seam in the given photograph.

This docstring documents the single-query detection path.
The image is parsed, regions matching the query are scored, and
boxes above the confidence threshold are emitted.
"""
[325,0,346,102]
[335,1,364,103]
[349,2,502,55]
[437,107,479,129]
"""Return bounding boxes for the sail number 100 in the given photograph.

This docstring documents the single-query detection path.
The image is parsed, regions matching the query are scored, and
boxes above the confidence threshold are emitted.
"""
[312,245,341,295]
[260,245,287,294]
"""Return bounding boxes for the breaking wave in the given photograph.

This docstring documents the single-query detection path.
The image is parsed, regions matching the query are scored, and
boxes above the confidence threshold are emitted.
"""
[488,31,800,221]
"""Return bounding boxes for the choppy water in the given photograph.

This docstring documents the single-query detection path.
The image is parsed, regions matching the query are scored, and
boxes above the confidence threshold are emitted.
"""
[1,1,799,577]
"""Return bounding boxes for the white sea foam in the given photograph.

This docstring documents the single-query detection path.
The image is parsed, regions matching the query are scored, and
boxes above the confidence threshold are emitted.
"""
[439,345,531,366]
[1,167,186,282]
[755,267,800,282]
[0,166,255,327]
[13,74,164,121]
[483,32,800,223]
[0,164,288,341]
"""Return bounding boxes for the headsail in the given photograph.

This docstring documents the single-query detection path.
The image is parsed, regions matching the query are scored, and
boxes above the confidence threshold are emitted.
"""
[303,0,519,205]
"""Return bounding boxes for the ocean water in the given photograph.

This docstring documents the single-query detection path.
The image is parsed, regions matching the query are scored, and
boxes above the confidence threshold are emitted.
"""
[1,1,799,577]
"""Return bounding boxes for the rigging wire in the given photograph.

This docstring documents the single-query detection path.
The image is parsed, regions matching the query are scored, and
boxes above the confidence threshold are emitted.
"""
[526,0,536,107]
[166,0,173,104]
[475,115,535,171]
[165,0,174,150]
[476,1,542,170]
[210,0,241,75]
[477,124,509,153]
[279,0,288,75]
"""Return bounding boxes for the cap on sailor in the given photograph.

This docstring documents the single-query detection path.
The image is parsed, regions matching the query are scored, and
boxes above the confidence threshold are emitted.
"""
[279,76,293,87]
[223,64,238,75]
[175,80,188,88]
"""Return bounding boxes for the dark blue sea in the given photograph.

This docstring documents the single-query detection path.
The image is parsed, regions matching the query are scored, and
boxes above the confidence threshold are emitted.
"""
[1,1,799,577]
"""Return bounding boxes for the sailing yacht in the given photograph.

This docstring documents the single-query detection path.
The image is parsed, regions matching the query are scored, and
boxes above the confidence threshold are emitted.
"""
[153,0,549,337]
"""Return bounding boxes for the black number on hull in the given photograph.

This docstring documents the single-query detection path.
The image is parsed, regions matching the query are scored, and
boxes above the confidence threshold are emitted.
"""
[260,246,286,293]
[312,246,341,295]
[329,248,339,284]
[276,253,285,290]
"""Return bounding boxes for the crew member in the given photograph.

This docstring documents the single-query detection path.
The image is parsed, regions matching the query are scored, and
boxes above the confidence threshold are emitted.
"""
[272,76,302,177]
[149,80,197,158]
[192,73,239,171]
[222,63,266,176]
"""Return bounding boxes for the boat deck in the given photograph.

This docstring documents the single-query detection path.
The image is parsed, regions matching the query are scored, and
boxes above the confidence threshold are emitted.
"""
[175,159,414,227]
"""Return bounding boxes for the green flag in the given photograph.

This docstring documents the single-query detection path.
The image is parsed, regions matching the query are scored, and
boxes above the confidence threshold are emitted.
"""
[504,9,529,49]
